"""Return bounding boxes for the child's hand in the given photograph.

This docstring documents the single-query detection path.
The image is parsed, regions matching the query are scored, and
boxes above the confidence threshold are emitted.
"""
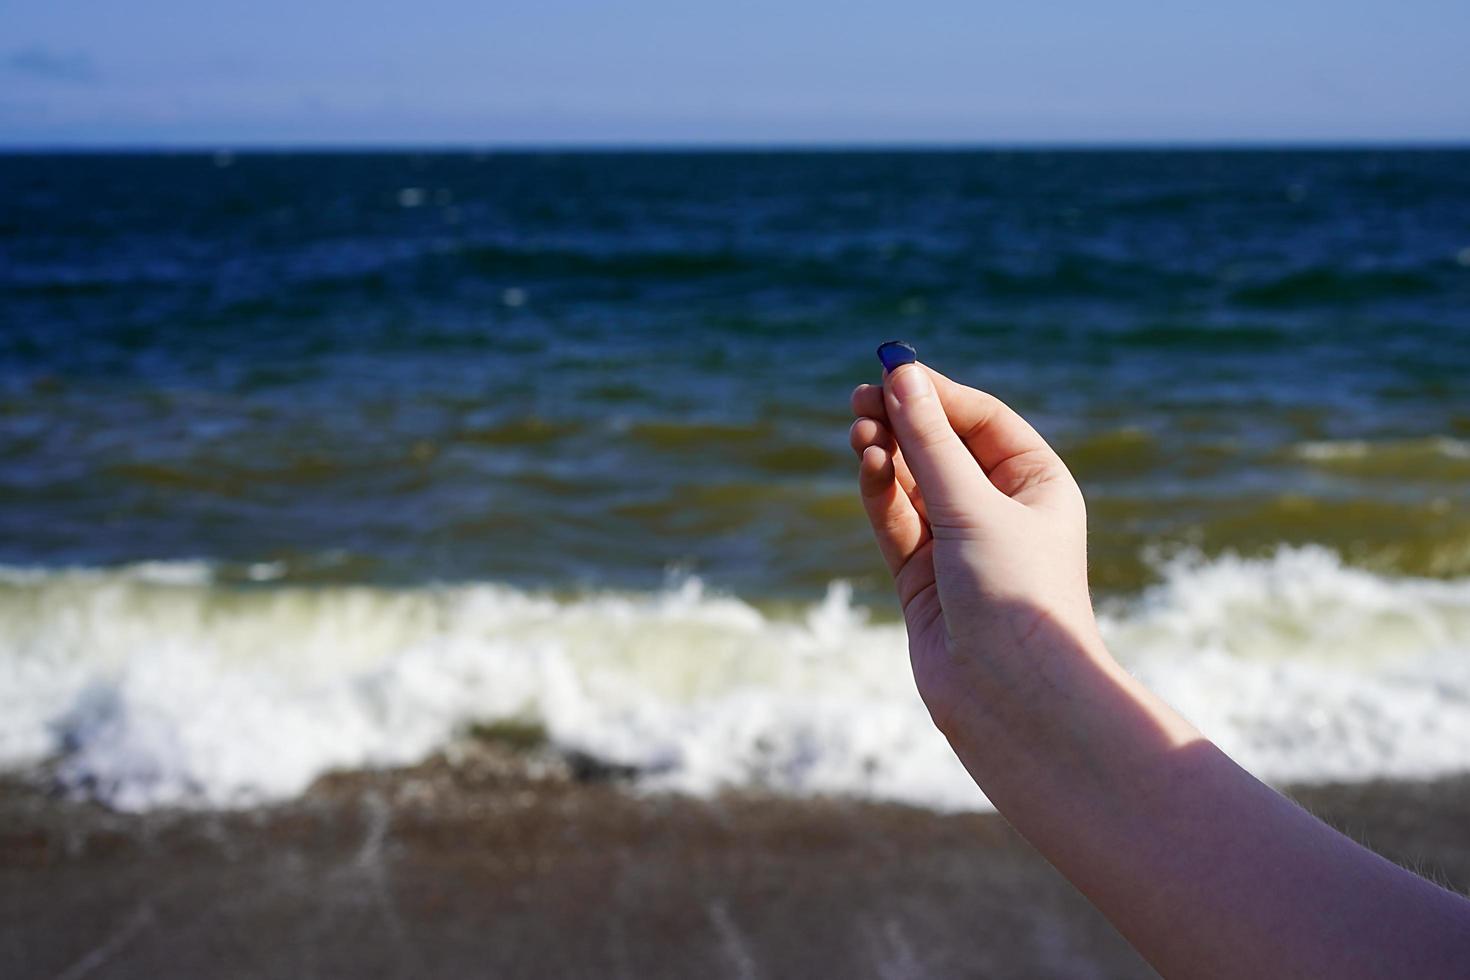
[853,356,1470,978]
[850,362,1099,734]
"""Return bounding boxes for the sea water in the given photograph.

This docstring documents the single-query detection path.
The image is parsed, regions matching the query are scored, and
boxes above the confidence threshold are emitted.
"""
[2,149,1468,809]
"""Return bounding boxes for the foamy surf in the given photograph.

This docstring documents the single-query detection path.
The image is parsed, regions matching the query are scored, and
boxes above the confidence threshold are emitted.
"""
[1,547,1468,812]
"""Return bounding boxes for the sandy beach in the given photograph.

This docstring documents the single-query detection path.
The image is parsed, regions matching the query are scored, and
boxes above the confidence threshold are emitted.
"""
[6,744,1469,979]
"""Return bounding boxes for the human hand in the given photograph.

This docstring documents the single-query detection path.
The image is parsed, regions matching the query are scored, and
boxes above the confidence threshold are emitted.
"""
[849,360,1101,735]
[853,355,1470,980]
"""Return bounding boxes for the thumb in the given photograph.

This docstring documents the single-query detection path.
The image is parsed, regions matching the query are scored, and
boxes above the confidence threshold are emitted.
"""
[883,363,1003,530]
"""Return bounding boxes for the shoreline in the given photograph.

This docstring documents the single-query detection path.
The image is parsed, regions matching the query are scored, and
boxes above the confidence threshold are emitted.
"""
[5,748,1469,978]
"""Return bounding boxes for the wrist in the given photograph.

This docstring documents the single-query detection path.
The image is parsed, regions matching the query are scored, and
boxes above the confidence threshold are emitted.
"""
[925,602,1123,755]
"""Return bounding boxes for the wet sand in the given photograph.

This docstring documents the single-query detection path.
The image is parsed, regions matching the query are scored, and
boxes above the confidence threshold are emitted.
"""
[4,747,1469,979]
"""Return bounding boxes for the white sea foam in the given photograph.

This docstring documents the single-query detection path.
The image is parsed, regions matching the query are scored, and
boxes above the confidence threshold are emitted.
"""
[1293,436,1470,462]
[1,548,1468,812]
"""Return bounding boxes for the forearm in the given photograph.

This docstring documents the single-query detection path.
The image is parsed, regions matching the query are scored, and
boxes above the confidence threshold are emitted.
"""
[938,610,1470,979]
[852,360,1470,974]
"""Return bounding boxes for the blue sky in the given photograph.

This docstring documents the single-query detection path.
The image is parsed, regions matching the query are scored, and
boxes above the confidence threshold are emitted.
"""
[3,0,1467,146]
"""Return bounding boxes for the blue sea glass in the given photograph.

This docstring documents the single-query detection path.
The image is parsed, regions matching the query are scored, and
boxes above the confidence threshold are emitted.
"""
[876,340,917,371]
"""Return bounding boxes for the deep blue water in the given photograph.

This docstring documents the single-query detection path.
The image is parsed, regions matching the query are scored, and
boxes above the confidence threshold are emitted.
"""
[3,150,1469,600]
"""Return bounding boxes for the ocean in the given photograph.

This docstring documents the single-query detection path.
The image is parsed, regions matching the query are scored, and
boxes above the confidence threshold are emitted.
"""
[3,149,1469,812]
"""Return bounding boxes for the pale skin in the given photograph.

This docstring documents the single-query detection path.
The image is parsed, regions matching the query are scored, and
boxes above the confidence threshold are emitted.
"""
[849,360,1470,979]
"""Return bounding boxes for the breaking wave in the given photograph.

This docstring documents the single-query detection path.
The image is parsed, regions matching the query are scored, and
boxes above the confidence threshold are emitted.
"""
[1,547,1468,811]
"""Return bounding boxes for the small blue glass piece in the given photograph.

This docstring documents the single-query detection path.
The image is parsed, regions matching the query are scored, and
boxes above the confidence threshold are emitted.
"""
[876,340,917,372]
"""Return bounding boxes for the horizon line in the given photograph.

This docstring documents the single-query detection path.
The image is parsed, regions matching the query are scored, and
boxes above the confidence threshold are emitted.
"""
[3,138,1470,155]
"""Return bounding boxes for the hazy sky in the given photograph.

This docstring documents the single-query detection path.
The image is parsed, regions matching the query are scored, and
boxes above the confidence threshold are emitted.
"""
[4,0,1467,146]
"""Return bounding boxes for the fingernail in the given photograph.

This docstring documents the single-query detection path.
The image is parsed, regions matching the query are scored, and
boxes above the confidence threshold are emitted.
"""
[875,340,917,372]
[888,364,931,402]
